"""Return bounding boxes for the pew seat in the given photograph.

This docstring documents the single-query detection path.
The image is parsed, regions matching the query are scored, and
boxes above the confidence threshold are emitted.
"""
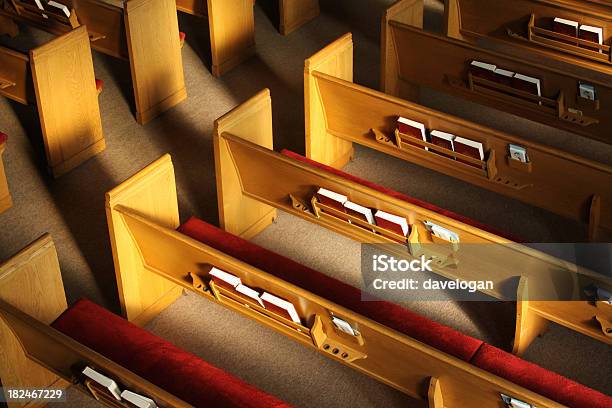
[179,31,186,48]
[95,79,104,95]
[177,216,611,408]
[51,298,292,408]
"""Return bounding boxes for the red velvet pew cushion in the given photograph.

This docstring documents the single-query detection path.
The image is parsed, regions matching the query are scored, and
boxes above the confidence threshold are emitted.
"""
[95,79,104,95]
[470,343,612,408]
[0,132,7,145]
[280,149,522,243]
[178,217,484,362]
[51,299,292,408]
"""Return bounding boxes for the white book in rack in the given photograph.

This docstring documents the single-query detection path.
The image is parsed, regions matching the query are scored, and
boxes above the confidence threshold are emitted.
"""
[453,136,484,161]
[235,284,265,308]
[209,267,241,289]
[48,1,71,17]
[120,390,158,408]
[343,201,375,230]
[260,292,301,324]
[374,210,410,237]
[82,366,122,400]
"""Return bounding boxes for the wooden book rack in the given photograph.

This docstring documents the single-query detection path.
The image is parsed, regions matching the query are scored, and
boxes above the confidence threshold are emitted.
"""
[444,0,612,74]
[382,1,612,145]
[1,0,187,124]
[305,33,612,240]
[0,27,105,177]
[0,235,191,408]
[106,153,599,407]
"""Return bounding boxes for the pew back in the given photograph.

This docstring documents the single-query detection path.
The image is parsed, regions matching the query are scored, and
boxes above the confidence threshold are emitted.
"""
[382,11,612,145]
[306,33,612,238]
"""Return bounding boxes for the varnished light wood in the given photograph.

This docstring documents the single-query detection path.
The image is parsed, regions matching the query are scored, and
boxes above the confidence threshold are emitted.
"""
[30,26,106,177]
[444,0,612,75]
[2,0,186,124]
[0,234,68,408]
[0,138,11,214]
[215,90,612,352]
[279,0,319,35]
[105,154,183,325]
[428,377,444,408]
[0,236,193,408]
[306,34,612,236]
[0,27,105,177]
[214,88,277,239]
[108,157,573,407]
[382,6,612,145]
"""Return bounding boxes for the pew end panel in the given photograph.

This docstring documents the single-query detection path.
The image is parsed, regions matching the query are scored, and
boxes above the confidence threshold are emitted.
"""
[304,32,354,169]
[213,88,277,239]
[207,0,255,77]
[105,154,183,325]
[279,0,320,35]
[0,45,32,105]
[381,0,423,98]
[0,136,11,214]
[124,0,187,124]
[29,26,106,178]
[0,234,68,407]
[110,204,570,408]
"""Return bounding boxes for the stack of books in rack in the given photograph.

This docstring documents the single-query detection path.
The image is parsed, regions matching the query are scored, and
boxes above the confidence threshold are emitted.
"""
[395,117,485,166]
[83,367,159,408]
[469,61,542,100]
[209,267,302,324]
[315,187,411,242]
[552,17,604,52]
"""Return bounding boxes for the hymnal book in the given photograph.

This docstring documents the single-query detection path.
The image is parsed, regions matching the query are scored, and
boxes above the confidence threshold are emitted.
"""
[332,316,357,336]
[424,221,460,243]
[260,292,301,324]
[501,394,532,408]
[579,83,597,101]
[429,130,455,159]
[374,210,409,240]
[343,201,375,231]
[469,61,497,82]
[552,17,579,44]
[512,73,541,98]
[120,391,158,408]
[235,284,265,308]
[48,1,71,17]
[315,188,347,216]
[509,144,529,163]
[82,367,122,400]
[209,267,241,292]
[579,25,603,52]
[453,137,484,167]
[493,68,515,87]
[396,117,428,150]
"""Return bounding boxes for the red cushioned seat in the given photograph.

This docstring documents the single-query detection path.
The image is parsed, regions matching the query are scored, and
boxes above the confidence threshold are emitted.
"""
[0,132,7,145]
[178,217,484,362]
[51,299,292,408]
[179,31,186,47]
[95,79,104,95]
[281,150,523,243]
[470,343,612,408]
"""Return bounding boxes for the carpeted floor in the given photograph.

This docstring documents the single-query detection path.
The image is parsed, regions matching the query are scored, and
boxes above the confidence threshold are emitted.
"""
[1,1,611,407]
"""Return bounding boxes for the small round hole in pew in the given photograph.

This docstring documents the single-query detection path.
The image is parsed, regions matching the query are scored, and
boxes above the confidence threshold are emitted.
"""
[323,344,330,350]
[341,352,349,359]
[332,348,339,355]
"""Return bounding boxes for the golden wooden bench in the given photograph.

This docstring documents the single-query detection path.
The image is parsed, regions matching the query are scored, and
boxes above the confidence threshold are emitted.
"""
[105,150,611,407]
[175,0,319,77]
[1,0,186,125]
[212,89,612,355]
[444,0,612,75]
[0,26,105,177]
[381,0,612,146]
[305,33,612,241]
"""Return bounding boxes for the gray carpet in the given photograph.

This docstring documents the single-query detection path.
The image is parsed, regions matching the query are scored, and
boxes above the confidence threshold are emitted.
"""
[2,1,611,407]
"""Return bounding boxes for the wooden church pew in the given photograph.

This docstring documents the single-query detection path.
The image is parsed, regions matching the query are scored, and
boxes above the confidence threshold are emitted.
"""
[444,0,612,75]
[105,153,611,407]
[381,0,612,146]
[305,33,612,241]
[0,132,10,213]
[1,0,186,124]
[0,234,291,408]
[0,26,105,178]
[214,89,612,354]
[174,0,319,77]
